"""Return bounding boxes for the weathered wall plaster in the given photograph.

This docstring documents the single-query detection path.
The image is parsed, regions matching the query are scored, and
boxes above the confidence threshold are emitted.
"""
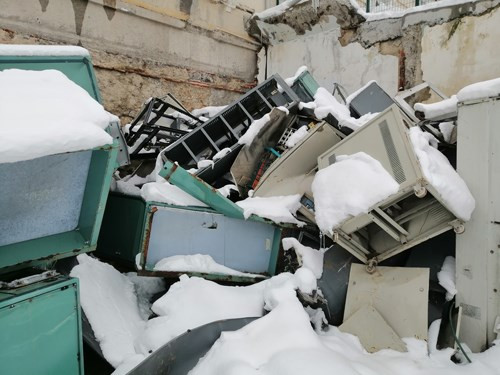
[421,8,500,95]
[254,0,500,100]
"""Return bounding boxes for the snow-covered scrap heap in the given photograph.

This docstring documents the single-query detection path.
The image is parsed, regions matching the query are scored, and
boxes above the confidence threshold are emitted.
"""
[85,63,500,375]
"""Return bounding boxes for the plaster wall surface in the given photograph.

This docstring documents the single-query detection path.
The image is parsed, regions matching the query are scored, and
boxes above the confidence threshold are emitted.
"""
[257,16,399,98]
[0,0,268,122]
[421,9,500,96]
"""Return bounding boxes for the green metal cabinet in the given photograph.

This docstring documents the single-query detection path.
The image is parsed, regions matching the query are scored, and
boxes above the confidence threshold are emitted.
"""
[0,276,83,375]
[0,52,119,273]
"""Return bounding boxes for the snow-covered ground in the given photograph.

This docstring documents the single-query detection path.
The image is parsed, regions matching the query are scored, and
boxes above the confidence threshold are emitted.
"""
[72,253,500,375]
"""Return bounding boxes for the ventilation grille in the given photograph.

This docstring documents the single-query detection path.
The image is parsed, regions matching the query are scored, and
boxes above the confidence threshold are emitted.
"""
[380,120,406,184]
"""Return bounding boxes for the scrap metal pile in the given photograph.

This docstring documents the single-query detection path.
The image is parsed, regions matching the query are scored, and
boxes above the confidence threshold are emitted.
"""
[98,68,473,356]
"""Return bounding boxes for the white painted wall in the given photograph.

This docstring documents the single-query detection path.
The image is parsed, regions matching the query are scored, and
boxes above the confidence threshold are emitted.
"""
[421,9,500,96]
[257,16,399,98]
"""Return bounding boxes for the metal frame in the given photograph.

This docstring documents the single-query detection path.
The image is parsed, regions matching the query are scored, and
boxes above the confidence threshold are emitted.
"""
[162,74,300,184]
[126,95,203,160]
[393,82,448,123]
[0,53,119,272]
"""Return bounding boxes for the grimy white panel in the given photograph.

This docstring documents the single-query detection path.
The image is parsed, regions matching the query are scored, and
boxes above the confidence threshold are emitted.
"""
[0,151,92,247]
[456,96,500,351]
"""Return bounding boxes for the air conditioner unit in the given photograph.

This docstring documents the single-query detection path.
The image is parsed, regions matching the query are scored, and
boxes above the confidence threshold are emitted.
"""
[314,105,464,265]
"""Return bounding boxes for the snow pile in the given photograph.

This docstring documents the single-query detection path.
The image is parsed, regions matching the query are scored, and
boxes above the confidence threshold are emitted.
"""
[439,121,456,143]
[282,237,325,278]
[437,256,457,301]
[192,105,227,119]
[218,184,238,198]
[312,152,399,234]
[213,147,232,160]
[141,181,208,206]
[197,159,214,169]
[409,127,475,221]
[311,87,378,131]
[125,272,166,320]
[70,254,145,368]
[414,96,458,119]
[189,298,326,375]
[191,294,500,375]
[350,0,477,22]
[0,69,114,163]
[457,77,500,102]
[154,254,264,278]
[284,66,308,87]
[285,125,309,148]
[253,0,301,20]
[238,114,271,146]
[238,107,288,146]
[0,44,89,56]
[345,80,377,106]
[236,194,305,226]
[137,275,267,352]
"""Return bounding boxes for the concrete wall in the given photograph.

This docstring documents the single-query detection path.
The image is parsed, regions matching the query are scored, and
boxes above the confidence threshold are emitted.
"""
[0,0,272,123]
[254,0,500,99]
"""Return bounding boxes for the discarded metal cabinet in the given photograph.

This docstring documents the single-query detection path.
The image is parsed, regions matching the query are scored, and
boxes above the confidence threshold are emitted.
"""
[0,275,84,375]
[456,93,500,351]
[393,82,448,122]
[253,121,344,222]
[290,70,320,102]
[139,205,281,280]
[127,318,257,375]
[342,264,429,352]
[314,105,463,264]
[348,81,395,118]
[97,193,282,282]
[162,75,300,184]
[0,52,119,272]
[0,48,118,375]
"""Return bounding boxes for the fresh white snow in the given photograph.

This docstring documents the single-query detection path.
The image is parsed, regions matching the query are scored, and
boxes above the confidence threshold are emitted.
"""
[192,105,227,119]
[408,127,475,221]
[70,254,145,369]
[456,77,500,102]
[282,237,324,278]
[125,272,166,320]
[213,147,232,160]
[137,275,267,353]
[153,254,264,278]
[285,125,309,148]
[253,0,301,20]
[190,293,500,375]
[284,65,308,87]
[140,181,208,207]
[312,152,399,235]
[197,159,214,169]
[0,69,114,163]
[238,114,271,146]
[437,256,457,301]
[439,121,456,143]
[312,87,379,131]
[0,44,90,56]
[414,96,458,119]
[236,194,305,226]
